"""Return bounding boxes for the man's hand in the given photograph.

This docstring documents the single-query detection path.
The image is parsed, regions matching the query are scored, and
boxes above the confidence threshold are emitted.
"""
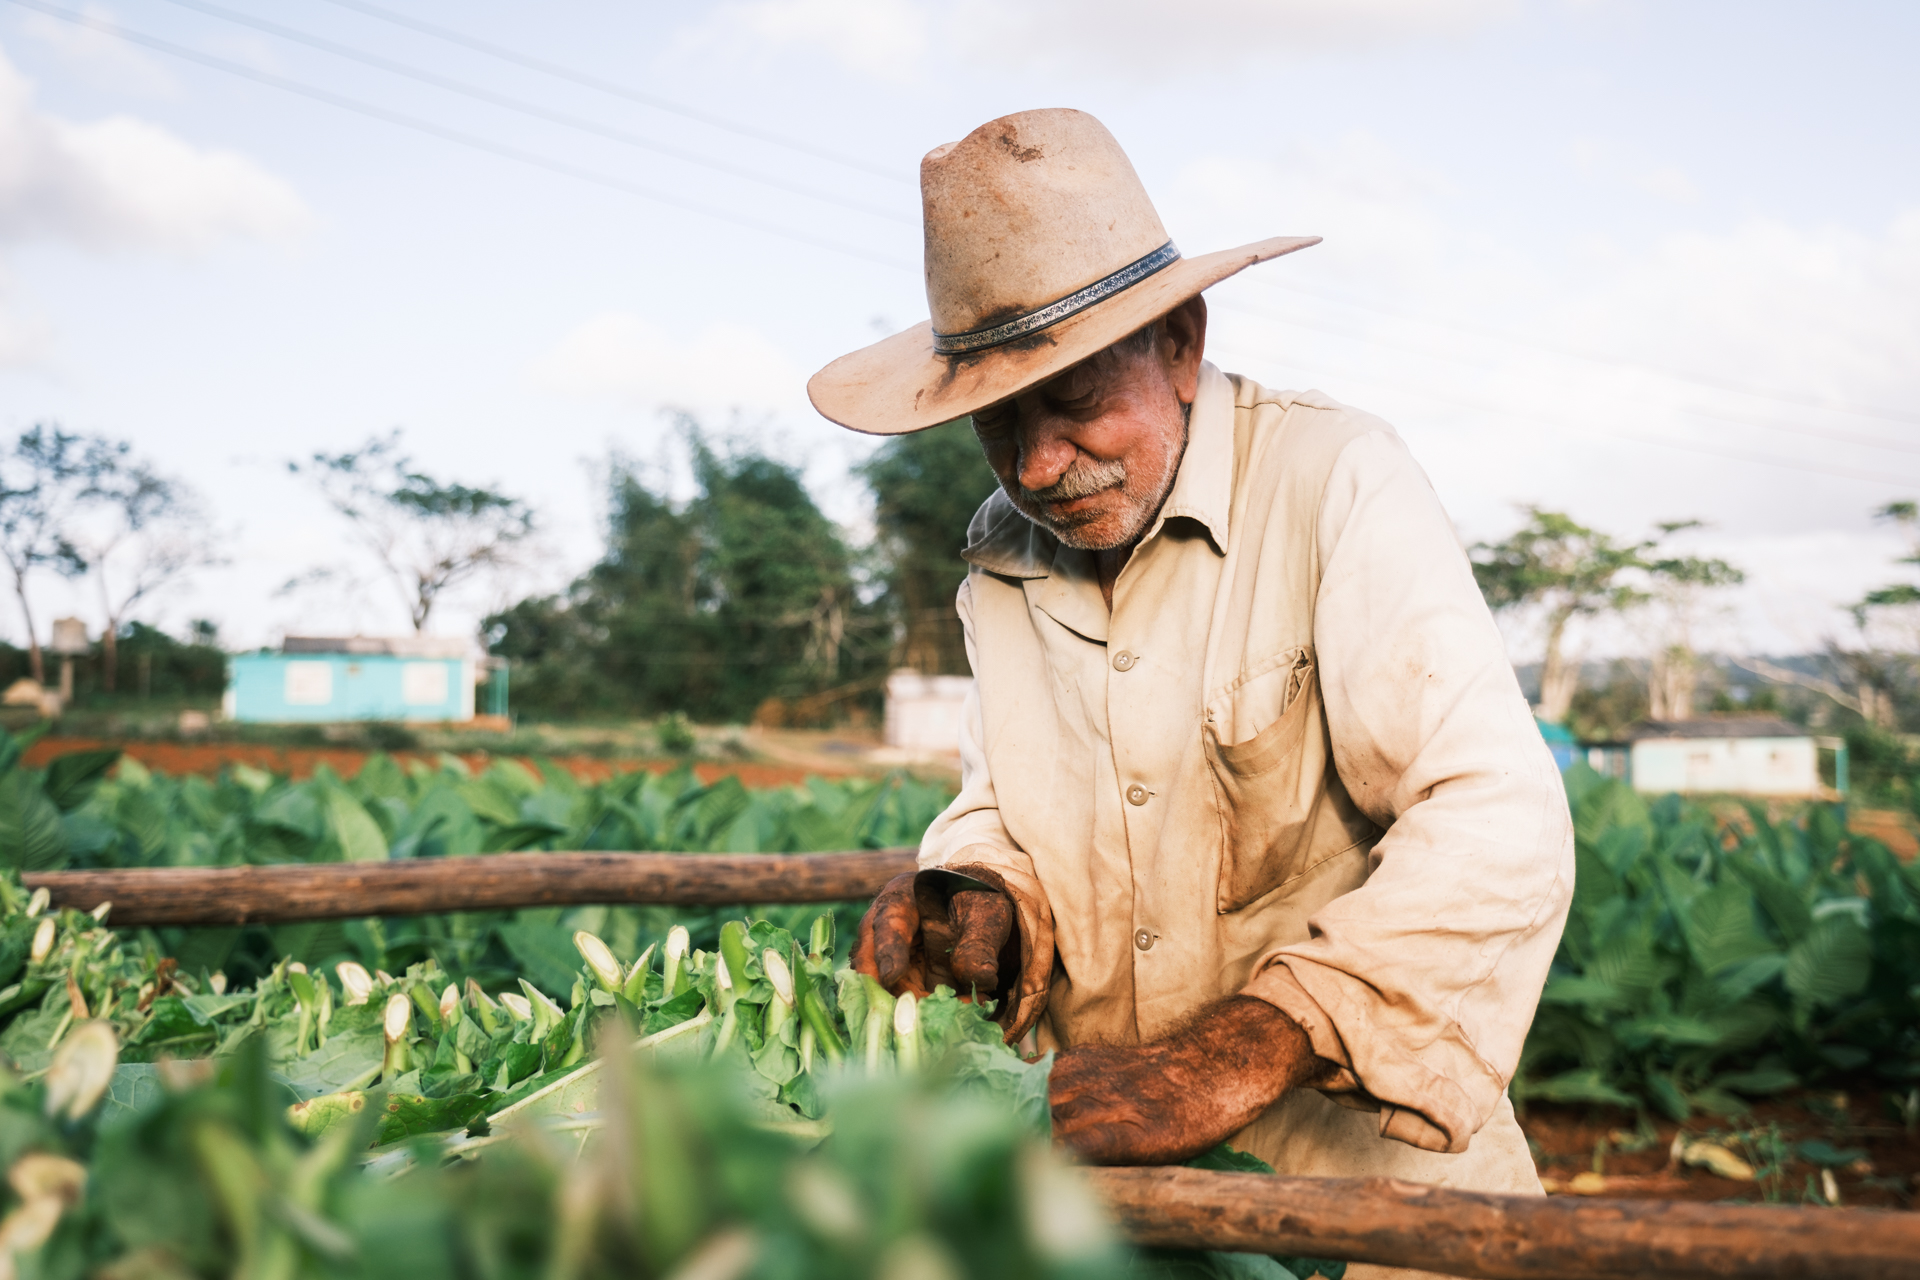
[1049,996,1333,1165]
[852,871,1015,1000]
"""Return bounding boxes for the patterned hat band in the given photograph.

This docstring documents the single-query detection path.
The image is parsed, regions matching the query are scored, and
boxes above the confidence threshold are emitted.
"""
[931,240,1182,356]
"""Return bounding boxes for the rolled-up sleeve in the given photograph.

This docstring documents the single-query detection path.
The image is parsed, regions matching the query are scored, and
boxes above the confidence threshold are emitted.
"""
[918,576,1057,1033]
[1241,431,1574,1154]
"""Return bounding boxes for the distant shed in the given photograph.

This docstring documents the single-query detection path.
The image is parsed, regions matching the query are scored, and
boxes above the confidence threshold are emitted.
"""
[225,635,477,723]
[1589,719,1844,797]
[883,670,973,755]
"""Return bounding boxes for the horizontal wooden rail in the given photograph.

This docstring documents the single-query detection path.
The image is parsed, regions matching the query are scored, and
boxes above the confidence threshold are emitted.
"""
[1089,1167,1920,1280]
[23,850,916,926]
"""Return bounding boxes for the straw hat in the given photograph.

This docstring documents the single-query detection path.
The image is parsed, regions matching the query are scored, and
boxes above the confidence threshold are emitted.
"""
[808,108,1318,436]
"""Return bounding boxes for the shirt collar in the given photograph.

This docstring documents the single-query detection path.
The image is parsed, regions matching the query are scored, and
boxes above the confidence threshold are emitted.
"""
[1144,359,1233,556]
[961,359,1235,579]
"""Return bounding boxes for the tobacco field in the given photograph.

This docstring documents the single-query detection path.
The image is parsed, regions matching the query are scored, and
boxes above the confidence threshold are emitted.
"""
[0,874,1341,1278]
[0,724,1914,1273]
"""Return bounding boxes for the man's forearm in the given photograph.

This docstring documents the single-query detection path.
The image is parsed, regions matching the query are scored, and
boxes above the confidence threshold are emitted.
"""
[1049,996,1336,1165]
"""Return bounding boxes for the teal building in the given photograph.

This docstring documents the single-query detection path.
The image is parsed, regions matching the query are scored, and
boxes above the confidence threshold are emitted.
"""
[225,636,478,723]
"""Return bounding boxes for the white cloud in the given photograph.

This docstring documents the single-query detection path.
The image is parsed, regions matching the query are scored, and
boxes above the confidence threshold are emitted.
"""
[737,0,927,79]
[1165,135,1479,294]
[1547,213,1920,416]
[1571,139,1702,206]
[0,264,51,369]
[20,6,177,97]
[1162,131,1920,659]
[704,0,1519,78]
[529,313,811,421]
[0,44,309,253]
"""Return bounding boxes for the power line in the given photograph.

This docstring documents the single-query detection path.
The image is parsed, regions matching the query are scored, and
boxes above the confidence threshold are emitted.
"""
[1240,274,1920,427]
[1214,294,1920,457]
[1205,315,1920,491]
[151,0,914,226]
[7,0,916,271]
[314,0,911,185]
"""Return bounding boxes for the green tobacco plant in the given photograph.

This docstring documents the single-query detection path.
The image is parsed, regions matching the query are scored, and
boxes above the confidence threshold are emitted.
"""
[0,729,949,987]
[0,886,1322,1280]
[1518,765,1920,1118]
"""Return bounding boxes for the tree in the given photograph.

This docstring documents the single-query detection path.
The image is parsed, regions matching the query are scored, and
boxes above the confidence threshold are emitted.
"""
[0,426,122,684]
[1854,501,1920,649]
[488,426,874,722]
[1471,509,1654,724]
[289,431,534,633]
[856,420,1001,675]
[1760,500,1920,730]
[1641,525,1744,721]
[77,461,222,692]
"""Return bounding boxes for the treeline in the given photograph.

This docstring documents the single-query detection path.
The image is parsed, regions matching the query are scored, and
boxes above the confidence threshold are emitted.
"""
[488,422,998,724]
[1469,504,1920,743]
[0,623,225,701]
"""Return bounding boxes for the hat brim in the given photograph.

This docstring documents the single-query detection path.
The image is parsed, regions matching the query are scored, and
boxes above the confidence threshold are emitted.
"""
[807,235,1319,435]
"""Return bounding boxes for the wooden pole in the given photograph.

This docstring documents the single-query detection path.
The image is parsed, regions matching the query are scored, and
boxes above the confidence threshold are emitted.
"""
[1087,1166,1920,1280]
[23,850,915,927]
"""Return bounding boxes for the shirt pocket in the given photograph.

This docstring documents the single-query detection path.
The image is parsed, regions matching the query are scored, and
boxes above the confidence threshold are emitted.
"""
[1203,648,1375,913]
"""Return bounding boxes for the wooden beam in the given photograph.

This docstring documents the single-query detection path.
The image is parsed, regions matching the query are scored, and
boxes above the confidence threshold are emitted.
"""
[23,850,915,926]
[1087,1166,1920,1280]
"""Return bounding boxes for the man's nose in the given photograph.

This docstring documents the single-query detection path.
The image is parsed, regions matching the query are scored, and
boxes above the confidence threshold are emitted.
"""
[1015,428,1077,493]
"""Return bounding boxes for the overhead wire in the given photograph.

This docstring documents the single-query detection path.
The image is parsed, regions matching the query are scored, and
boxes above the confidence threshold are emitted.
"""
[1243,273,1920,427]
[1214,291,1920,457]
[16,0,1912,473]
[312,0,910,184]
[5,0,917,270]
[1205,306,1920,491]
[151,0,915,226]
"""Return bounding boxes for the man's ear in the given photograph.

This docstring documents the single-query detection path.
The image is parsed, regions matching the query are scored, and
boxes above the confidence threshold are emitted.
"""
[1163,295,1209,405]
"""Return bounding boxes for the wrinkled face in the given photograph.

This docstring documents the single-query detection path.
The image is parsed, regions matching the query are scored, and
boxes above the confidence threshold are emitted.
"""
[969,321,1195,553]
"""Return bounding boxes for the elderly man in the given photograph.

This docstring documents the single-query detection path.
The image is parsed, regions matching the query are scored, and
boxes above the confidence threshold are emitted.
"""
[810,108,1573,1229]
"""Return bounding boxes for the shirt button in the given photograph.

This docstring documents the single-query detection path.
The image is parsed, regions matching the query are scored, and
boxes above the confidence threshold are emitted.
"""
[1112,650,1136,671]
[1125,783,1149,806]
[1134,928,1155,951]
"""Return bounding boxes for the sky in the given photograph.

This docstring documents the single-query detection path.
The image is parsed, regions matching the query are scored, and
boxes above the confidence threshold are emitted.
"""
[0,0,1916,671]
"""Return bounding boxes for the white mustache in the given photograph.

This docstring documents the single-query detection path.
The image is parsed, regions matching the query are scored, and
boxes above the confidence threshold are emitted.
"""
[1023,456,1127,504]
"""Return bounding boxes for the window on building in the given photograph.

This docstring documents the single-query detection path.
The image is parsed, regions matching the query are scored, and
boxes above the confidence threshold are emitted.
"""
[402,662,449,706]
[285,662,333,705]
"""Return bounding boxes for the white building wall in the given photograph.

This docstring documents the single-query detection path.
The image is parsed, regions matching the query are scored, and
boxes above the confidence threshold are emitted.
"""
[1629,736,1818,796]
[884,671,974,754]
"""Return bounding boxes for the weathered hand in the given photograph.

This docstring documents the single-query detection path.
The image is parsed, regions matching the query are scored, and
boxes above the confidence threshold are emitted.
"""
[1048,996,1329,1165]
[852,871,1014,1001]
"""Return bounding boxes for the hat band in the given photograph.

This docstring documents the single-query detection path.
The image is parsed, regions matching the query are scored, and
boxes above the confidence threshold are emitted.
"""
[931,240,1182,356]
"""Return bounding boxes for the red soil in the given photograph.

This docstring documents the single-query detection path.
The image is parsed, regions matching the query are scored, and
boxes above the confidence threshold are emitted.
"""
[20,736,850,789]
[1523,1087,1919,1209]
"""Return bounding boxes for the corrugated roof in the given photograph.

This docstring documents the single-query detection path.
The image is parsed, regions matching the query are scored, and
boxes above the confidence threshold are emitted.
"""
[1622,718,1808,741]
[282,635,474,659]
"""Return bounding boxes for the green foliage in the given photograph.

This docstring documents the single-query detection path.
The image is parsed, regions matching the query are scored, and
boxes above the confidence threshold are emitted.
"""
[490,427,884,722]
[856,420,1001,677]
[0,725,950,989]
[0,622,227,703]
[0,883,1310,1279]
[492,419,1001,720]
[1519,765,1920,1118]
[0,1007,1124,1279]
[1470,508,1655,620]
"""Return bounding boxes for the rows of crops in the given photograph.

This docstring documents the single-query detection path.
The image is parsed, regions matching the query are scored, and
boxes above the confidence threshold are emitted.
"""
[0,726,1916,1274]
[0,876,1338,1278]
[2,721,1917,1120]
[0,724,951,991]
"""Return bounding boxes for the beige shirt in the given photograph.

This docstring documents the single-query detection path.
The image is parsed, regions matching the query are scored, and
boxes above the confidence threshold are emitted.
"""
[920,362,1574,1156]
